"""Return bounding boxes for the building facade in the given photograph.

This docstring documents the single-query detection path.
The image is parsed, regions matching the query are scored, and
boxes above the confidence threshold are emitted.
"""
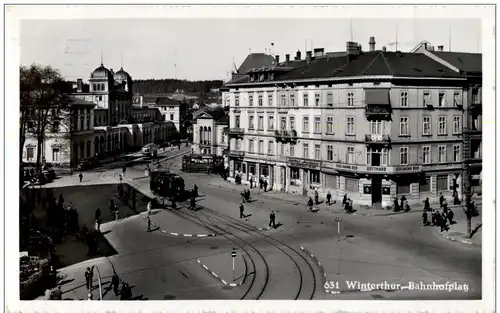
[223,40,481,206]
[22,63,179,167]
[192,107,229,157]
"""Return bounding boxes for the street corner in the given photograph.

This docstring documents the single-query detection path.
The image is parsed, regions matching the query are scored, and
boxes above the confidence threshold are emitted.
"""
[144,210,217,238]
[196,250,247,287]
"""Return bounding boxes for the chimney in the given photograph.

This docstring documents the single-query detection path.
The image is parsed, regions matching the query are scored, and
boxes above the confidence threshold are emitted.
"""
[346,41,360,62]
[382,46,387,52]
[285,54,290,64]
[438,45,444,51]
[313,48,324,57]
[275,55,280,65]
[369,36,376,52]
[77,78,83,92]
[306,51,312,64]
[296,50,301,60]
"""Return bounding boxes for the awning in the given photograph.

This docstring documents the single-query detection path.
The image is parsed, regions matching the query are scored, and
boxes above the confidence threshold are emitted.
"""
[321,168,339,175]
[365,89,390,106]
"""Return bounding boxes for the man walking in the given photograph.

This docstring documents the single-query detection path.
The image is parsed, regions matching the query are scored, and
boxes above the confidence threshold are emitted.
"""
[326,191,332,205]
[85,267,93,291]
[263,180,268,192]
[79,173,83,183]
[422,211,428,226]
[239,203,245,218]
[147,201,152,215]
[111,272,120,296]
[269,210,276,229]
[314,190,319,205]
[147,216,152,232]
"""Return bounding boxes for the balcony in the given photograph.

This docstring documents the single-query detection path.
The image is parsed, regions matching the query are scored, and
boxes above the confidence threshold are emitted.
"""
[226,127,244,138]
[227,150,245,158]
[364,134,391,146]
[364,105,392,120]
[274,129,298,143]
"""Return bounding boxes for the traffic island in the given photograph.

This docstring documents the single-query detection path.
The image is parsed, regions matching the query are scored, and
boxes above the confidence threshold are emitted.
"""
[142,210,217,238]
[197,252,247,287]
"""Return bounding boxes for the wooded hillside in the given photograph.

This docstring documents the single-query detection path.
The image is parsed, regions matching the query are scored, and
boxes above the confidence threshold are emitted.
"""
[132,79,224,95]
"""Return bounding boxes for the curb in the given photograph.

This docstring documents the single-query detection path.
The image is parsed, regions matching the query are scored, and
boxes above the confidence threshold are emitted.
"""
[143,214,216,237]
[196,259,245,287]
[300,246,332,293]
[441,234,476,246]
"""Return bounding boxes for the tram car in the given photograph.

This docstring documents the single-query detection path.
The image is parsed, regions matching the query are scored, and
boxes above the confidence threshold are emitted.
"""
[181,154,224,174]
[149,169,189,201]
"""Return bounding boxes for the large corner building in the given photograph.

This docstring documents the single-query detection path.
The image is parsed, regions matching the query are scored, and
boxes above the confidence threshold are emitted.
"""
[221,39,482,206]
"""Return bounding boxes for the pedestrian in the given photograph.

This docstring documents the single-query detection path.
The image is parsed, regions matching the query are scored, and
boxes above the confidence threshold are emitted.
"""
[239,203,245,218]
[94,219,100,233]
[52,286,62,300]
[249,177,254,189]
[122,166,126,174]
[393,196,399,211]
[439,193,445,207]
[190,196,196,210]
[431,210,437,225]
[447,209,454,224]
[440,212,449,232]
[422,211,428,226]
[95,208,101,222]
[442,202,449,215]
[307,197,314,208]
[314,190,319,205]
[263,180,268,192]
[424,197,430,211]
[193,184,198,197]
[120,282,128,300]
[342,193,347,207]
[326,191,332,205]
[259,178,263,189]
[79,173,83,183]
[111,272,120,296]
[147,201,152,215]
[147,216,151,232]
[269,210,276,228]
[85,267,93,290]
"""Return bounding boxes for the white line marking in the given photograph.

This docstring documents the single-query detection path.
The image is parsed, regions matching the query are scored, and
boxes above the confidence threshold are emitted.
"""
[221,279,227,285]
[197,234,207,237]
[202,265,208,269]
[183,234,192,237]
[170,233,178,236]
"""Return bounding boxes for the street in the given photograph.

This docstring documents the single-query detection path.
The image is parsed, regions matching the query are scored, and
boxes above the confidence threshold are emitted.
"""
[35,146,481,300]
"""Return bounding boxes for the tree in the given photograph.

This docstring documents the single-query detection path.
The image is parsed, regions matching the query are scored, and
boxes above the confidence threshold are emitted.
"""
[20,64,73,168]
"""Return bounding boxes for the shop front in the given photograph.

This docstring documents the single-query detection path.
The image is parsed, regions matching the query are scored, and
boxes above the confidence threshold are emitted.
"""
[286,157,322,197]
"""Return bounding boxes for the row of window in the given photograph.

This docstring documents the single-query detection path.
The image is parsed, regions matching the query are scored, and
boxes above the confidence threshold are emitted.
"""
[233,90,464,108]
[93,83,106,92]
[234,139,462,165]
[234,115,461,136]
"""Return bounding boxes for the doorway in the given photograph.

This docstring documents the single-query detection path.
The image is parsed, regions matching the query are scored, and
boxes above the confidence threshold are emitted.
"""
[280,166,286,191]
[372,176,382,205]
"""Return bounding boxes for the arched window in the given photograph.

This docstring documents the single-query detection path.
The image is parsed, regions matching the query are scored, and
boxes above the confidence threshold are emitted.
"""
[93,84,97,91]
[208,127,212,144]
[101,84,105,91]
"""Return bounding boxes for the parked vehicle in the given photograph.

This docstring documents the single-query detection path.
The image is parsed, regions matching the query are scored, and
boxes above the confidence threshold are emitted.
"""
[141,143,159,158]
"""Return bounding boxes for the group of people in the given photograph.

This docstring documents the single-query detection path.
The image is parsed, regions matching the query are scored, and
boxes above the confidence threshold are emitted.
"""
[393,195,411,212]
[240,189,251,203]
[342,194,355,213]
[84,267,133,300]
[421,194,455,231]
[258,178,269,192]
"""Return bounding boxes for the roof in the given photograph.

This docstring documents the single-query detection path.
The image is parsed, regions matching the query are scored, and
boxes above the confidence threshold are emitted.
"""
[227,50,463,85]
[430,51,482,74]
[114,67,132,81]
[237,53,276,74]
[142,96,181,106]
[193,107,227,121]
[69,97,96,107]
[91,64,112,79]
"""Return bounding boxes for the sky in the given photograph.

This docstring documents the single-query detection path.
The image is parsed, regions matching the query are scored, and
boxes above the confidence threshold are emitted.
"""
[20,18,481,82]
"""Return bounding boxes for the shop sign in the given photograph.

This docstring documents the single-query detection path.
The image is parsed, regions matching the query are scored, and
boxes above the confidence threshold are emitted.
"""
[287,157,321,170]
[334,163,359,171]
[366,166,387,172]
[394,165,421,173]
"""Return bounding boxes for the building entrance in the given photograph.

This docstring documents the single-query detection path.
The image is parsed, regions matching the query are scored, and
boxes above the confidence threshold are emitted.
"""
[372,176,382,205]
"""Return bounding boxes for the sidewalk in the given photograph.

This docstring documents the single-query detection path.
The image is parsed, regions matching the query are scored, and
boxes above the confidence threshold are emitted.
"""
[433,204,482,246]
[207,178,428,217]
